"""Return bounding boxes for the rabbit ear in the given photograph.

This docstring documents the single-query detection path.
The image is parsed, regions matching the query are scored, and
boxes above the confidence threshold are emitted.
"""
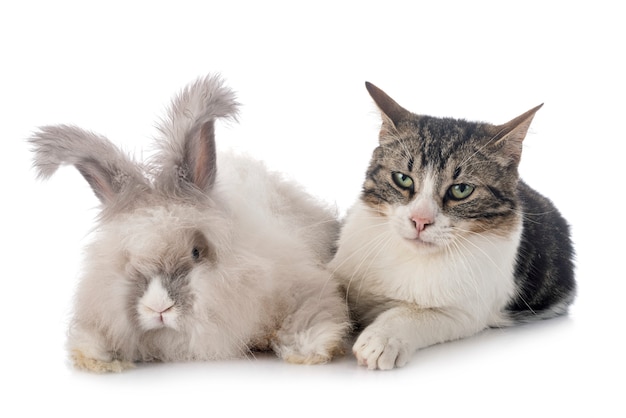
[181,119,218,192]
[151,74,238,196]
[29,125,147,205]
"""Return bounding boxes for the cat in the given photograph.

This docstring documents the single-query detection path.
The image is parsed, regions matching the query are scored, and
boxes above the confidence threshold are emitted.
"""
[329,82,576,370]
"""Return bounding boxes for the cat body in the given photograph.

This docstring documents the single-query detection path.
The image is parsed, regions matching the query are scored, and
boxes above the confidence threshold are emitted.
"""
[330,82,576,370]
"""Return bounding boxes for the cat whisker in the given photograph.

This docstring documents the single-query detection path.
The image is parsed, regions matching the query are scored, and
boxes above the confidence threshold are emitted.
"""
[339,233,391,295]
[330,224,395,307]
[351,235,396,307]
[449,228,510,278]
[294,216,340,232]
[444,238,499,318]
[516,208,562,224]
[230,331,258,361]
[330,89,574,369]
[447,226,554,323]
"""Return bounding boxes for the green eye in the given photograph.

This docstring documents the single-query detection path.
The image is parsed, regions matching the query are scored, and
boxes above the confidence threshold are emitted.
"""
[392,172,414,190]
[448,184,475,200]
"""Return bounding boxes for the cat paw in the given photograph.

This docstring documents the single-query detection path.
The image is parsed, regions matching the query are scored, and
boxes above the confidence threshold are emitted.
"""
[353,328,411,370]
[71,349,135,373]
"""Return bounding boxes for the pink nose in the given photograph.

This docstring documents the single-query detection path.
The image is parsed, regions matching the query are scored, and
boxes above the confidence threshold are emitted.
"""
[411,217,433,233]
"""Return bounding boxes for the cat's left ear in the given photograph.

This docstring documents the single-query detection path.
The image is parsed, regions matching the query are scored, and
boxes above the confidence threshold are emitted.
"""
[366,82,413,143]
[491,104,543,163]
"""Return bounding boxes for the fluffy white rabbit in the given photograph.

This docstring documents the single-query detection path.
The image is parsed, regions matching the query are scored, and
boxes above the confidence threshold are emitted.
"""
[29,75,350,372]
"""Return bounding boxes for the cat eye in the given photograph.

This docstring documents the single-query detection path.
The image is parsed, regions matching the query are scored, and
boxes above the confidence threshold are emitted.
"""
[191,247,201,261]
[392,172,414,191]
[448,184,475,200]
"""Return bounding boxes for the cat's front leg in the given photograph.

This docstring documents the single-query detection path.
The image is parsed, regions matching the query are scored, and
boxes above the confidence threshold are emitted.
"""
[353,304,485,370]
[353,327,413,370]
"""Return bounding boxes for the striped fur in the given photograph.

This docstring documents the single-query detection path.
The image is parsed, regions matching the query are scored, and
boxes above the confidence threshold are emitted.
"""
[330,82,576,370]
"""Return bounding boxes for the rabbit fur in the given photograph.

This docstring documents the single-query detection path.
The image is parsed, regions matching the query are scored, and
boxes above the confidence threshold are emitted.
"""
[29,75,350,373]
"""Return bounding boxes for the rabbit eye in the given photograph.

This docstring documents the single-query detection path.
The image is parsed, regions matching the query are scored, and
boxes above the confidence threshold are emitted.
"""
[191,247,200,261]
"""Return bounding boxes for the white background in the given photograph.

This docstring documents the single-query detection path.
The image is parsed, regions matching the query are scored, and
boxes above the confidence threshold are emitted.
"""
[2,1,623,416]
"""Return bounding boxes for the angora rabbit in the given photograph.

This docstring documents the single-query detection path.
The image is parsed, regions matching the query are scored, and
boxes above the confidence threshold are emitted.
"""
[29,75,350,372]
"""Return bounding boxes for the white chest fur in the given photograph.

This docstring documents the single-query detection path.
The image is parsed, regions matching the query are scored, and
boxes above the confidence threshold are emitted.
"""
[330,201,522,324]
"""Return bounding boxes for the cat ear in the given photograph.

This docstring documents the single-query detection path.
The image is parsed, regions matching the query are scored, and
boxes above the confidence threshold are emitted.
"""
[365,82,413,142]
[490,104,544,163]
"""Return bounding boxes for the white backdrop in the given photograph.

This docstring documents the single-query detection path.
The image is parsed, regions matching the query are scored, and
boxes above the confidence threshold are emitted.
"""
[2,1,623,416]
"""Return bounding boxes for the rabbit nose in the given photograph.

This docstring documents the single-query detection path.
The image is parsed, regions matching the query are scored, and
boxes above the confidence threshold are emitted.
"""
[137,278,179,329]
[151,303,174,317]
[153,305,174,325]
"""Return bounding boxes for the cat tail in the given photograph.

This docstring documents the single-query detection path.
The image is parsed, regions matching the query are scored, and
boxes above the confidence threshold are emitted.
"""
[503,292,576,325]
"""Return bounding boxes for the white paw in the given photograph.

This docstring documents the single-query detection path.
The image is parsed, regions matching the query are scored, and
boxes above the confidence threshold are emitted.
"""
[353,327,412,370]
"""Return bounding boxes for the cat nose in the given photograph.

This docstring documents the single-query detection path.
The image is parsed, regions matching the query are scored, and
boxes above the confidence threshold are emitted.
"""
[411,216,433,233]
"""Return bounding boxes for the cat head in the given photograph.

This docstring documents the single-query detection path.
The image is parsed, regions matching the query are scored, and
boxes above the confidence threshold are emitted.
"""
[361,82,541,252]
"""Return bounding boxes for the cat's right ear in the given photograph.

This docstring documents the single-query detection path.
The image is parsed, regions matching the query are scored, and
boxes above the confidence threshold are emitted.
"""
[365,82,412,142]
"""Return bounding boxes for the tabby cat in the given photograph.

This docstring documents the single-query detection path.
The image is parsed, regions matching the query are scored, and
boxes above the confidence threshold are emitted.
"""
[329,82,576,370]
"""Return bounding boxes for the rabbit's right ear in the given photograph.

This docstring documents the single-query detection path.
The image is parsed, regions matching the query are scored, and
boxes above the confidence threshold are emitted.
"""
[29,125,147,205]
[180,119,218,192]
[151,74,238,197]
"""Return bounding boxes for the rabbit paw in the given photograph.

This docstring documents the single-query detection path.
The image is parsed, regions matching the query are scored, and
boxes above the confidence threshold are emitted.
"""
[71,349,135,373]
[282,344,345,365]
[353,326,411,370]
[274,320,348,365]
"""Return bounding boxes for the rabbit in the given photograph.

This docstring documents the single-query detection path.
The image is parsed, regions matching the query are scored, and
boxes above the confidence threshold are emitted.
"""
[29,74,350,373]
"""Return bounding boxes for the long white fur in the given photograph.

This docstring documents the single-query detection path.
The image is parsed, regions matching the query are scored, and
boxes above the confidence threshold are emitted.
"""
[30,75,350,372]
